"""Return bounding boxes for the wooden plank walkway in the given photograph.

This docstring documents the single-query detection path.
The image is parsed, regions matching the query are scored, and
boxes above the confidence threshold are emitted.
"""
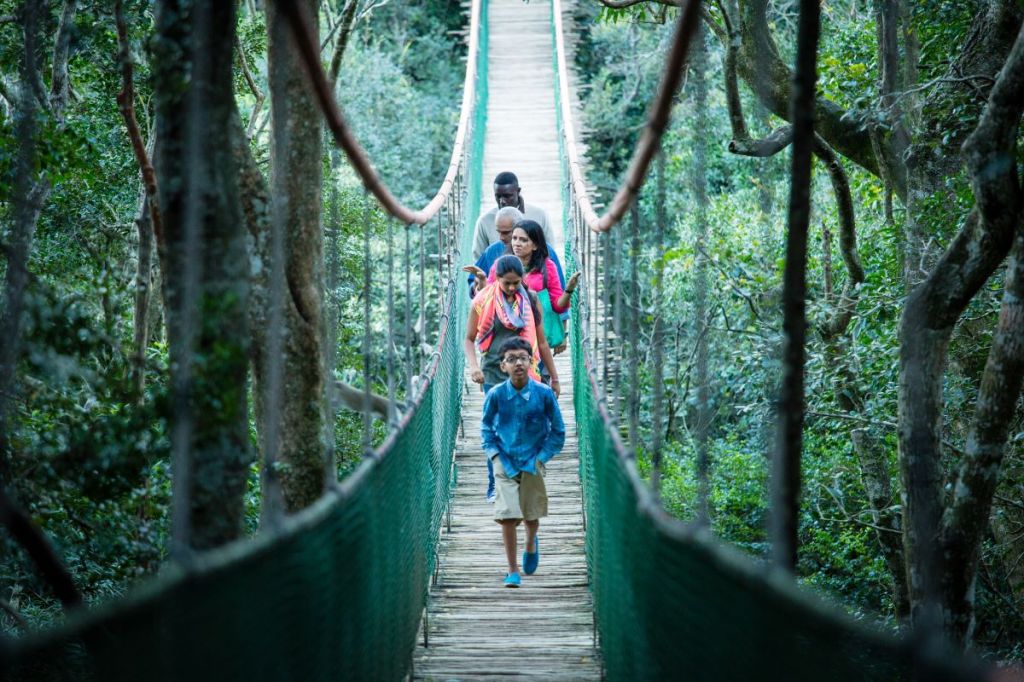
[412,0,602,679]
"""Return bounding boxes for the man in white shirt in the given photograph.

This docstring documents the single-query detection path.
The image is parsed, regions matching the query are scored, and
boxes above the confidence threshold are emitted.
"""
[471,171,554,260]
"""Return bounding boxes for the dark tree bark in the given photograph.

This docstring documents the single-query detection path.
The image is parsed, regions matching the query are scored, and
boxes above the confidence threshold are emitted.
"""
[898,22,1024,645]
[720,0,908,615]
[725,0,1021,202]
[328,0,359,88]
[131,188,155,398]
[0,0,77,483]
[115,0,163,399]
[48,0,78,124]
[940,227,1024,642]
[771,0,820,574]
[0,1,83,614]
[153,0,252,552]
[734,0,880,185]
[0,0,42,484]
[691,33,712,525]
[115,0,164,252]
[228,100,390,497]
[0,485,81,610]
[871,0,909,215]
[266,0,329,512]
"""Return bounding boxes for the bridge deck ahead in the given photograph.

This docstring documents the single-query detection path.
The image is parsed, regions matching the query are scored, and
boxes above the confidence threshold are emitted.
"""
[412,0,601,679]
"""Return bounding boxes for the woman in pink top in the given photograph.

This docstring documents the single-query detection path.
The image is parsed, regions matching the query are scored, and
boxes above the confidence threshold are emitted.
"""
[470,220,580,366]
[468,219,581,307]
[475,219,581,309]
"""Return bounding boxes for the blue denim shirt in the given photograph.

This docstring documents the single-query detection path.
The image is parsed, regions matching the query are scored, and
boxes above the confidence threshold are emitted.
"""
[481,379,565,476]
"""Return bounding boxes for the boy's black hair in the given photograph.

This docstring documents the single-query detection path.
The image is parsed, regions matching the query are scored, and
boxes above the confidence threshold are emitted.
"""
[498,336,532,359]
[494,171,519,186]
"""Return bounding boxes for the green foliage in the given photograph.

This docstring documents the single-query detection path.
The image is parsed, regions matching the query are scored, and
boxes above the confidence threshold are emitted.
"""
[1,0,463,636]
[575,0,1022,659]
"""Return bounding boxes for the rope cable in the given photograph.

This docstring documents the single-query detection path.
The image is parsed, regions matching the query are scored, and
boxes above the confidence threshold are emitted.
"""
[362,193,373,454]
[405,225,413,395]
[387,218,398,427]
[170,0,221,557]
[627,204,640,449]
[552,0,702,233]
[602,232,611,388]
[419,223,426,381]
[276,0,480,225]
[614,227,624,418]
[651,148,666,496]
[771,0,822,574]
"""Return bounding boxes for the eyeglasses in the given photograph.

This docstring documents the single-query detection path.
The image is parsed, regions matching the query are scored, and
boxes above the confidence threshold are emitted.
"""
[504,356,531,365]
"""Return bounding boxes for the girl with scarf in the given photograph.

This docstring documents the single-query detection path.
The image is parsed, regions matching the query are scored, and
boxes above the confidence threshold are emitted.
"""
[465,255,561,396]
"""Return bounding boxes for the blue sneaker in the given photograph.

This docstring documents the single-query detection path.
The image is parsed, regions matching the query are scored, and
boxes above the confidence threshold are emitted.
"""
[504,572,521,588]
[523,537,539,575]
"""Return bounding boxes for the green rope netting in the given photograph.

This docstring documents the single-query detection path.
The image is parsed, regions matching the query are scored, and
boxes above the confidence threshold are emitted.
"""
[3,306,463,681]
[564,260,983,682]
[1,4,488,678]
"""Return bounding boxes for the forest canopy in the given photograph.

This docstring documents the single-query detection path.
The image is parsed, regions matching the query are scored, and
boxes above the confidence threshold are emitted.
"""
[0,0,1022,671]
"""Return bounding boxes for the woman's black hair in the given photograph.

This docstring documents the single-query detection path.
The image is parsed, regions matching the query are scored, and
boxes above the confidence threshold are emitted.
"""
[495,254,524,278]
[513,219,549,273]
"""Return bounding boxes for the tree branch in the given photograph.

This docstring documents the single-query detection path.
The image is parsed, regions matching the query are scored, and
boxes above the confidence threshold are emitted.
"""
[733,0,886,191]
[49,0,78,122]
[328,0,359,88]
[0,485,82,610]
[0,597,29,631]
[898,20,1024,642]
[115,0,164,250]
[944,224,1024,587]
[235,34,265,139]
[728,124,792,156]
[815,139,864,340]
[720,12,864,342]
[771,0,820,574]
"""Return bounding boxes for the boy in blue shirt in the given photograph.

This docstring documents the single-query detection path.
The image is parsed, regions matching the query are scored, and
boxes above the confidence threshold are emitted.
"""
[481,337,566,588]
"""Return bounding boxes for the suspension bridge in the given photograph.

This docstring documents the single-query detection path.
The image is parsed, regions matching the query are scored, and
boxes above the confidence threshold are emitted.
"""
[0,0,983,680]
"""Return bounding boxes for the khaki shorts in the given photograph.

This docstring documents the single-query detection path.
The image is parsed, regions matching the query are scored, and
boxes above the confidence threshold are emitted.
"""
[492,457,548,522]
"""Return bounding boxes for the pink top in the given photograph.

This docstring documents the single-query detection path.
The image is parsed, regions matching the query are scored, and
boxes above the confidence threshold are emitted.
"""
[488,258,568,313]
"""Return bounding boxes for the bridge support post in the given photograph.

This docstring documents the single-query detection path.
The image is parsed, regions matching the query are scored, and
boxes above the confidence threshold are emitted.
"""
[422,605,430,648]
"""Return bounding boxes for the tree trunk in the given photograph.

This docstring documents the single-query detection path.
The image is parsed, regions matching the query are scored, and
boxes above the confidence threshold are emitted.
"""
[266,0,328,512]
[154,0,252,552]
[48,0,78,124]
[770,0,820,574]
[898,23,1024,645]
[0,0,45,485]
[940,225,1024,643]
[850,428,911,622]
[735,0,880,184]
[691,33,712,524]
[131,188,154,398]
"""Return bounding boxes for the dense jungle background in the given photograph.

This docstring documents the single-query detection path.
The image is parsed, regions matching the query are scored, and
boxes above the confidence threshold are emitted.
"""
[1,0,1022,666]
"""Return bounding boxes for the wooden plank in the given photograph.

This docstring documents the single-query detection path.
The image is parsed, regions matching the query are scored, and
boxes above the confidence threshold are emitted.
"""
[411,2,602,676]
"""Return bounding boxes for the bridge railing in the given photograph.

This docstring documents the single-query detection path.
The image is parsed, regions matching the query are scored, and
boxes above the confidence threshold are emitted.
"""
[0,1,487,680]
[550,1,982,679]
